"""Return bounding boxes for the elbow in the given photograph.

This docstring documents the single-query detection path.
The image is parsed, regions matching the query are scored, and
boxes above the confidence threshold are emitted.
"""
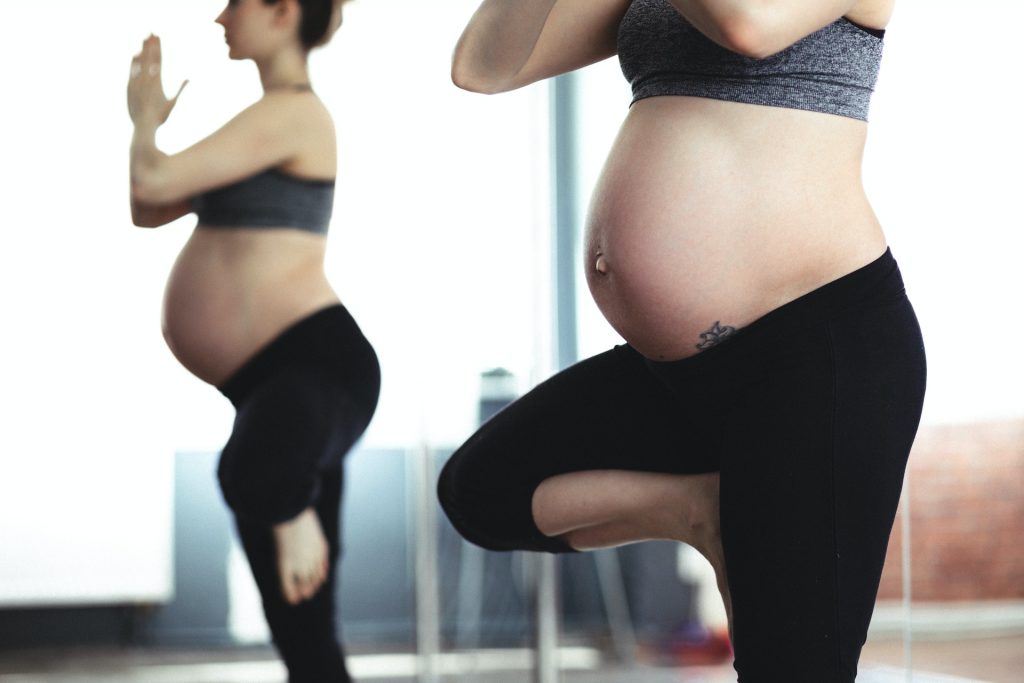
[130,211,159,229]
[451,62,504,95]
[129,201,160,228]
[716,9,784,60]
[450,48,511,94]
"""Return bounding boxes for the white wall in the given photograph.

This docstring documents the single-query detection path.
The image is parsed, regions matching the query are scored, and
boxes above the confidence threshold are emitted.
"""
[866,1,1024,424]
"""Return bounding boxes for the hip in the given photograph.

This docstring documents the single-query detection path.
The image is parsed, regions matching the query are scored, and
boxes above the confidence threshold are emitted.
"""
[217,303,380,421]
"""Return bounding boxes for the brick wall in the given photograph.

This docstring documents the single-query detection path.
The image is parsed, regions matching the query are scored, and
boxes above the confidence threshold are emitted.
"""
[877,419,1024,601]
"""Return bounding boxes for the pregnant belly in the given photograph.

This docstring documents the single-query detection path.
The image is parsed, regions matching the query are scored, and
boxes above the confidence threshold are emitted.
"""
[584,97,887,361]
[161,230,339,386]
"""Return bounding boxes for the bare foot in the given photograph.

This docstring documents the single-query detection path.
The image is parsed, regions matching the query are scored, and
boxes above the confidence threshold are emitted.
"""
[695,532,735,645]
[681,474,735,644]
[531,469,735,639]
[272,507,329,605]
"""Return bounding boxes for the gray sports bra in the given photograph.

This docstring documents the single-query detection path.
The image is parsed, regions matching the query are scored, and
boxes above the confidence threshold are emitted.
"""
[191,168,335,235]
[618,0,885,120]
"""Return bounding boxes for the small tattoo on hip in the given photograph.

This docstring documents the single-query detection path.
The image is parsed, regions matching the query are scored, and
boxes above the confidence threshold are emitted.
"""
[696,321,737,350]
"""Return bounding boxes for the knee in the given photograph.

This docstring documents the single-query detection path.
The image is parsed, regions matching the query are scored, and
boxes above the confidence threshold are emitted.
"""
[216,447,249,514]
[436,455,478,540]
[217,446,301,522]
[437,448,572,554]
[436,450,508,552]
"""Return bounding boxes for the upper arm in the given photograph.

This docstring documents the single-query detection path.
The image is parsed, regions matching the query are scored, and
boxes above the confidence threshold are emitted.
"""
[455,0,634,94]
[131,95,318,205]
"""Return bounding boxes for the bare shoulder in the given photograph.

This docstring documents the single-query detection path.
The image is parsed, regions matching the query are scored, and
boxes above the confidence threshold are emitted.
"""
[253,90,333,129]
[845,0,896,30]
[256,91,336,177]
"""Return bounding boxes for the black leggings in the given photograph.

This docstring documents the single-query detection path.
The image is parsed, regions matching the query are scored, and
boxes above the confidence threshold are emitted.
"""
[218,304,380,683]
[438,250,926,682]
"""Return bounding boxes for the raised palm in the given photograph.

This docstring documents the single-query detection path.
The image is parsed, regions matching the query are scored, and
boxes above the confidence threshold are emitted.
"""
[127,35,187,125]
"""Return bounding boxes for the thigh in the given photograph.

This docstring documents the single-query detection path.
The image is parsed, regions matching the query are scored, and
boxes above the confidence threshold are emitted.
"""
[438,345,718,552]
[220,367,361,524]
[719,298,925,681]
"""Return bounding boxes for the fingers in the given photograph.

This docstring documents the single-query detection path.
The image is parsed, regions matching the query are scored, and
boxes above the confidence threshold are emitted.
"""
[142,34,160,59]
[152,34,162,64]
[170,79,189,105]
[136,35,162,77]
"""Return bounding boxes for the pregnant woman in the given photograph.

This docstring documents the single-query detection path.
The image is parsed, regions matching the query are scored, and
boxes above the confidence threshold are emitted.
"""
[438,0,926,680]
[127,1,377,681]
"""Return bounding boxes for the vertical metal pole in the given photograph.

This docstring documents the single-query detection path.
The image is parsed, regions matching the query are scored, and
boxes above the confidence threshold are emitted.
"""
[551,76,579,370]
[531,70,580,683]
[595,549,638,664]
[535,553,561,683]
[900,470,913,682]
[414,443,441,683]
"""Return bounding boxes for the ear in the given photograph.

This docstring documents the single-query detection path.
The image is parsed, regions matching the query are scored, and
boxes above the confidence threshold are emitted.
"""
[273,0,302,30]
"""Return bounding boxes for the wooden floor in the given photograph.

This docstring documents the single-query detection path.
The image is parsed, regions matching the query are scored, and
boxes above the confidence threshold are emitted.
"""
[0,636,1021,683]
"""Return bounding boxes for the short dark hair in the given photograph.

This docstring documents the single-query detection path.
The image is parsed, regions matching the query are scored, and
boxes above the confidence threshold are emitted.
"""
[264,0,338,49]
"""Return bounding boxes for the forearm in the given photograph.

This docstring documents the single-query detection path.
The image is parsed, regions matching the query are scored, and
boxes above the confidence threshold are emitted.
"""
[452,0,558,91]
[129,119,170,203]
[666,0,856,58]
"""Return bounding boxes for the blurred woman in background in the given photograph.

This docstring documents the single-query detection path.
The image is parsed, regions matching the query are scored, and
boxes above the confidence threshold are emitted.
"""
[127,1,376,680]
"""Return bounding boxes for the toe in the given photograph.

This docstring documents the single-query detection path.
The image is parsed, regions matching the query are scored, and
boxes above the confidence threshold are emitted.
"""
[281,575,300,605]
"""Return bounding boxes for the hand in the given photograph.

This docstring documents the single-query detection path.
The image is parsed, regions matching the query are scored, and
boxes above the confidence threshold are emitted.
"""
[127,34,187,126]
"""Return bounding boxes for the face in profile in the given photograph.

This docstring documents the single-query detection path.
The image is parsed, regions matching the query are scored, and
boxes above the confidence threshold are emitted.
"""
[215,0,350,60]
[215,0,280,61]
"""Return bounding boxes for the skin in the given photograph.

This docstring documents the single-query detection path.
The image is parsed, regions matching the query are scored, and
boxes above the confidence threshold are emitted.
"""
[128,0,350,606]
[454,0,896,640]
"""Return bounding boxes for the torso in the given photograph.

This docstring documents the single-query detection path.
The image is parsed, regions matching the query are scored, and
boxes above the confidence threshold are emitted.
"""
[162,94,339,387]
[587,2,892,361]
[162,227,339,386]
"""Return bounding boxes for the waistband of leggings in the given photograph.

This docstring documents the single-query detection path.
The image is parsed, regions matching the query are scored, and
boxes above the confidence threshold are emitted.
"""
[644,247,905,378]
[218,303,374,406]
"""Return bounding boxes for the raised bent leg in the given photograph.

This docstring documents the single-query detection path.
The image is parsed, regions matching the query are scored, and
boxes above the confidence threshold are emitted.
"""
[532,469,720,548]
[437,344,732,627]
[532,468,732,635]
[438,344,721,553]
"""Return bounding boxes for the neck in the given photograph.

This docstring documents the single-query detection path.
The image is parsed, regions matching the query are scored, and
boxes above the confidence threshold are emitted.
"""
[256,46,311,92]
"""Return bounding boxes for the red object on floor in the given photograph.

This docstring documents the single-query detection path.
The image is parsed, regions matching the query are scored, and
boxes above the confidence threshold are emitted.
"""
[670,627,733,666]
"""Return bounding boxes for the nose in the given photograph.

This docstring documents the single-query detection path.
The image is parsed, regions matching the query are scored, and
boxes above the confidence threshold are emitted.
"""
[214,7,228,27]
